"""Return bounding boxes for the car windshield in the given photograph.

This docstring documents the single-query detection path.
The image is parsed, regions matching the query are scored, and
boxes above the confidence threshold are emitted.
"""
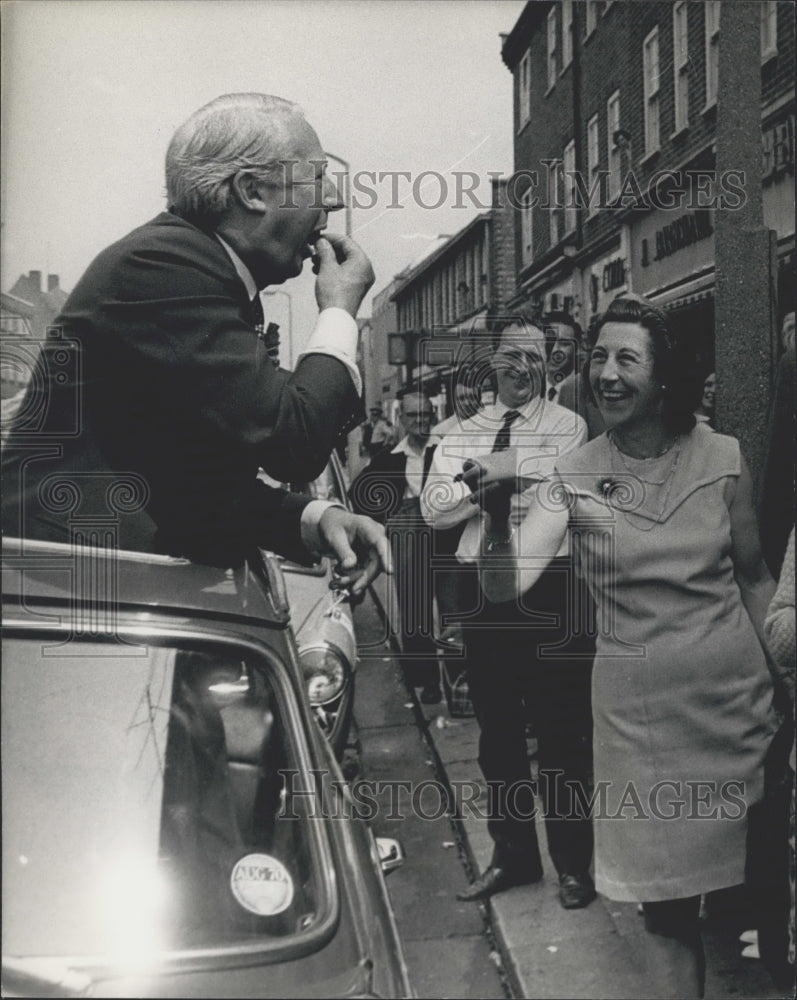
[2,636,329,969]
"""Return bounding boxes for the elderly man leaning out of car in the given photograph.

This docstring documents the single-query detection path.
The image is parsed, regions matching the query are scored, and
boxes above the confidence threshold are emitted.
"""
[1,93,390,592]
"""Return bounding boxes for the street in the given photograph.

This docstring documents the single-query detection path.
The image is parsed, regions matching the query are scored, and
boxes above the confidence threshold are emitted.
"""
[351,590,509,1000]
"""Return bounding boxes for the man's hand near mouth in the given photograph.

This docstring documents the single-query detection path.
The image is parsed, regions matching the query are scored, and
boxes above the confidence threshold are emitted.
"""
[314,232,375,318]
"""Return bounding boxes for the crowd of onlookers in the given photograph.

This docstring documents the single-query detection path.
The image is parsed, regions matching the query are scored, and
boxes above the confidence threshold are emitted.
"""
[352,304,795,998]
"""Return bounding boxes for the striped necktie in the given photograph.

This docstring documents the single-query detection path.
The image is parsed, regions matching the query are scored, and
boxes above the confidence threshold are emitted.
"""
[491,409,521,453]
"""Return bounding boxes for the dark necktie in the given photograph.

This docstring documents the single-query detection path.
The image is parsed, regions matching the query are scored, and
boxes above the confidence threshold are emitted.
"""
[246,293,265,331]
[548,385,557,401]
[491,409,521,453]
[246,295,281,367]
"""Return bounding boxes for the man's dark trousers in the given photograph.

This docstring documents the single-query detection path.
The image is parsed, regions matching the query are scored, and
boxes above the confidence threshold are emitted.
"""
[462,557,594,876]
[387,498,440,690]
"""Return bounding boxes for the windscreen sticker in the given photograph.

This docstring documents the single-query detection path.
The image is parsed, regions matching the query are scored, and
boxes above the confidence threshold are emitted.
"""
[230,853,294,916]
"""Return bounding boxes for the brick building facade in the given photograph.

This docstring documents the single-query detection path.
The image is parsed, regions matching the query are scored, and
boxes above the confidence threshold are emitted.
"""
[366,278,403,417]
[387,177,516,414]
[502,1,794,373]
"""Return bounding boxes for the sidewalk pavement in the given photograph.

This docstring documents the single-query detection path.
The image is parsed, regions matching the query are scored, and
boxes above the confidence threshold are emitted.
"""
[367,575,786,1000]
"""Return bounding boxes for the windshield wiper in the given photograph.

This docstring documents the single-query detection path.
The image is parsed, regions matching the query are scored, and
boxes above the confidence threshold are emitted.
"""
[2,957,93,997]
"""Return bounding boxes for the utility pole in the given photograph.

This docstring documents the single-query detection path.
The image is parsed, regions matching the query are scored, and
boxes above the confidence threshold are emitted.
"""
[714,1,778,494]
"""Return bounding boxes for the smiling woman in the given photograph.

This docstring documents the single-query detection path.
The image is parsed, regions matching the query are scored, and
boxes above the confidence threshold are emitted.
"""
[479,295,779,999]
[585,295,700,456]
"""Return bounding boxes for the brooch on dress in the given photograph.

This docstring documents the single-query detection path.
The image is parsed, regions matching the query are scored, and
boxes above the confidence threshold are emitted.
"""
[598,476,619,498]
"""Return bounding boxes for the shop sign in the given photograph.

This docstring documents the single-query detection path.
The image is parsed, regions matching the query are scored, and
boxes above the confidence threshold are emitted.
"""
[762,114,794,182]
[602,257,626,290]
[641,210,713,268]
[584,248,628,319]
[631,206,715,296]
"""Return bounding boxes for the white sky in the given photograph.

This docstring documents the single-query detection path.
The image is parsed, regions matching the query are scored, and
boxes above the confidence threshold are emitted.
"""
[1,0,524,356]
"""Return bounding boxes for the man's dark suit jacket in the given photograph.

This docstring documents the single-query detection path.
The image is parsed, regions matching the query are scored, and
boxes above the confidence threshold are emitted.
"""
[2,212,362,567]
[348,444,436,525]
[760,345,795,579]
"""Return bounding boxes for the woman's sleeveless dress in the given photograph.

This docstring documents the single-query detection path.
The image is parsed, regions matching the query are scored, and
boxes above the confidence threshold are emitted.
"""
[555,424,777,901]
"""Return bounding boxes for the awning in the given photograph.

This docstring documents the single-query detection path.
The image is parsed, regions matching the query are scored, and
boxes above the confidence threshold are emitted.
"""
[646,270,715,311]
[665,287,715,311]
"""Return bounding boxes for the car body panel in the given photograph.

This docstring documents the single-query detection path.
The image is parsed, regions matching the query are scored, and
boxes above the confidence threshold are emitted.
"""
[1,539,411,999]
[266,451,359,757]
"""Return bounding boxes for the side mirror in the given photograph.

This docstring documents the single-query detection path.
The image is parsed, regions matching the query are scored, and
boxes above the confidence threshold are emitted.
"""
[375,836,405,876]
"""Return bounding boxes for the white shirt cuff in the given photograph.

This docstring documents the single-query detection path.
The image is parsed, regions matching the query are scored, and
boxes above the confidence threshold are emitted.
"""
[296,307,363,395]
[300,499,343,555]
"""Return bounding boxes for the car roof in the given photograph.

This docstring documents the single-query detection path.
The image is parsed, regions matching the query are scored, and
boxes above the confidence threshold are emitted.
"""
[1,538,289,627]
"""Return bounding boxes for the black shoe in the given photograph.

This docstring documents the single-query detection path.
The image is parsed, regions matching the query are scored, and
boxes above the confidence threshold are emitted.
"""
[457,864,543,902]
[558,872,597,909]
[419,685,442,704]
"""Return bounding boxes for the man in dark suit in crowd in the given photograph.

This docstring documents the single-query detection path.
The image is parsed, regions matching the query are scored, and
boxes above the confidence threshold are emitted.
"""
[361,404,397,459]
[3,93,388,588]
[548,312,605,441]
[350,391,442,703]
[542,310,578,405]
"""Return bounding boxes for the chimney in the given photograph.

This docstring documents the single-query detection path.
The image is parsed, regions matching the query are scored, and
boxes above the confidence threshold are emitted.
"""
[47,274,60,292]
[29,270,42,292]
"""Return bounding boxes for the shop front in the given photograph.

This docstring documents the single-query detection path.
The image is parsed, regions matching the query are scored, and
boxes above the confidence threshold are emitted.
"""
[630,205,717,374]
[580,238,630,332]
[762,107,795,328]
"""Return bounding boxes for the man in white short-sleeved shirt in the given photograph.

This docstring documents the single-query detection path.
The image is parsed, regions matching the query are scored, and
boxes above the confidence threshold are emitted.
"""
[422,323,596,908]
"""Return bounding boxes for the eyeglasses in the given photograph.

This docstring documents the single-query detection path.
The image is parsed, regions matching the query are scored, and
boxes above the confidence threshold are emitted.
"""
[496,367,534,383]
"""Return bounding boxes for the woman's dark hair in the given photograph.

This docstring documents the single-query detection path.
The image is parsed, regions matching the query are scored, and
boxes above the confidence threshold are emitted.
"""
[584,295,698,434]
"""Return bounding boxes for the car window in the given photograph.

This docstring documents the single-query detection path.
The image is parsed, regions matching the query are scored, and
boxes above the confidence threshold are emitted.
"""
[2,636,331,964]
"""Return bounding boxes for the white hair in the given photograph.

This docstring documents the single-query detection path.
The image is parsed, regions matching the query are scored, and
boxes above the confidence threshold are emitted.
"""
[165,93,306,222]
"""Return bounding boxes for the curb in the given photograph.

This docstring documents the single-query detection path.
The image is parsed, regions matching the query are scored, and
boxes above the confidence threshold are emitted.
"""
[364,577,522,998]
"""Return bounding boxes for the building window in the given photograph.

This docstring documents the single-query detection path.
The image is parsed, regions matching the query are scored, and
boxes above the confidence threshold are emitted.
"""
[518,50,530,127]
[587,113,600,215]
[547,7,557,91]
[643,27,660,156]
[607,90,621,201]
[673,1,689,133]
[521,188,534,267]
[585,1,598,38]
[704,1,720,109]
[451,264,457,323]
[761,2,777,61]
[563,139,576,234]
[562,0,573,70]
[549,159,563,247]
